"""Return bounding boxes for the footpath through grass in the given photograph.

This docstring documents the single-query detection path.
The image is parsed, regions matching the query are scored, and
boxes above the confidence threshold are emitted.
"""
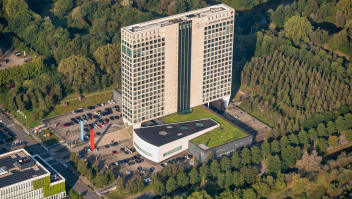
[162,106,247,149]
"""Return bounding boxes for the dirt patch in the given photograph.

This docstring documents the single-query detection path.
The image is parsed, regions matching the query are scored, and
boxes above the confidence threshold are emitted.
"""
[95,129,130,148]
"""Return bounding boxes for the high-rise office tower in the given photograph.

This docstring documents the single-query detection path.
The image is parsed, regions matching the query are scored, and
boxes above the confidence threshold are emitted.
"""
[121,4,234,126]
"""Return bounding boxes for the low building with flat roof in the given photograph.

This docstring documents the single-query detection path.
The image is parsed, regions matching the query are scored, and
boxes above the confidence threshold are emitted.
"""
[0,148,66,199]
[133,119,220,162]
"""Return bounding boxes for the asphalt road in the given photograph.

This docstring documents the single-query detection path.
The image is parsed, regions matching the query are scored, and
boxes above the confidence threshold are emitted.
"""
[0,112,99,199]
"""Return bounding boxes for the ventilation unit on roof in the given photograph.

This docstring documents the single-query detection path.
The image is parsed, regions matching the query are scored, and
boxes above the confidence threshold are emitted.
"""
[159,131,167,136]
[0,167,8,176]
[167,126,173,129]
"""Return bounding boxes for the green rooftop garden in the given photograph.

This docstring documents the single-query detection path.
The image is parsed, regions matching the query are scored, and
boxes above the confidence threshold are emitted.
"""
[161,106,247,149]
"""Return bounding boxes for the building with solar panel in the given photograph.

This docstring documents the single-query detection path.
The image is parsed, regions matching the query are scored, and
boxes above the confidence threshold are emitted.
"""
[133,118,220,162]
[0,148,66,199]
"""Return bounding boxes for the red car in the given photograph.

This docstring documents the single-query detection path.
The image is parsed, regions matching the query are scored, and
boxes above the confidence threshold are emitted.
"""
[63,124,67,127]
[93,115,97,119]
[104,122,108,125]
[98,124,102,128]
[112,151,117,154]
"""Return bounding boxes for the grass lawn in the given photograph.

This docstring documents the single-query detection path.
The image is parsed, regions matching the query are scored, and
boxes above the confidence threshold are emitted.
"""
[13,109,59,128]
[34,128,61,146]
[106,185,152,199]
[53,92,113,115]
[162,106,247,149]
[60,85,117,101]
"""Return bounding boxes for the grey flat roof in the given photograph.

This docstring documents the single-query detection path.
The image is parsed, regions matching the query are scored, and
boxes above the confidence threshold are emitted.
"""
[0,150,48,189]
[134,119,218,147]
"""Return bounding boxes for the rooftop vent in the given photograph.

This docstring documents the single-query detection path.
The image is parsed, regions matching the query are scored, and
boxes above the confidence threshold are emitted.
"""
[16,157,35,170]
[0,167,8,176]
[180,126,188,130]
[167,126,173,129]
[196,123,204,127]
[159,131,167,136]
[177,133,183,136]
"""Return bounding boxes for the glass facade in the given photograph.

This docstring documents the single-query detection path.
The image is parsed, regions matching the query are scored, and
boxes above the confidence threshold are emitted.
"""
[177,20,192,113]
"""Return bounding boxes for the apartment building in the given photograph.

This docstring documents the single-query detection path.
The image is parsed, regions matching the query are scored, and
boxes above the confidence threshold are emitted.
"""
[121,4,235,126]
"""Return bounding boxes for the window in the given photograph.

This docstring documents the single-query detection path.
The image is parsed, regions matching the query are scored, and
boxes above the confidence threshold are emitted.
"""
[134,142,153,157]
[163,145,182,157]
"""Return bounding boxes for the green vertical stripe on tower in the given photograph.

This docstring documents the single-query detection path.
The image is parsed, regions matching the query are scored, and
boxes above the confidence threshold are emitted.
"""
[177,20,192,112]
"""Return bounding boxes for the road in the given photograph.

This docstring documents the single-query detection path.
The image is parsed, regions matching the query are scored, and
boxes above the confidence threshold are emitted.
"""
[0,112,99,199]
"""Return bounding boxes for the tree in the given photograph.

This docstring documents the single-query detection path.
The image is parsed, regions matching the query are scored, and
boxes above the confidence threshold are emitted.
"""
[231,152,241,168]
[295,150,322,173]
[266,155,283,177]
[224,170,233,188]
[281,146,298,167]
[261,141,271,159]
[166,177,177,193]
[327,121,337,135]
[328,136,339,147]
[205,182,217,197]
[308,129,318,141]
[176,172,189,188]
[316,138,328,153]
[57,55,96,91]
[5,0,28,19]
[116,178,124,193]
[335,116,346,132]
[233,171,245,188]
[241,148,251,165]
[217,173,225,188]
[289,134,299,145]
[199,163,209,179]
[178,163,185,173]
[189,168,200,185]
[125,180,136,195]
[193,156,199,169]
[153,180,165,197]
[284,16,313,45]
[168,1,178,15]
[71,7,86,21]
[187,190,212,199]
[291,174,312,197]
[206,151,214,164]
[271,140,281,153]
[93,43,121,75]
[171,163,178,177]
[210,160,221,178]
[317,123,328,137]
[335,10,346,28]
[271,5,285,26]
[345,130,352,141]
[243,188,257,199]
[136,176,145,192]
[240,165,258,184]
[251,145,261,163]
[280,136,289,149]
[220,156,231,171]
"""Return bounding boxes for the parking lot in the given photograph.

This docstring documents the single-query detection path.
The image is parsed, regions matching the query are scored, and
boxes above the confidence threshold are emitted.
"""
[42,101,123,145]
[223,103,271,143]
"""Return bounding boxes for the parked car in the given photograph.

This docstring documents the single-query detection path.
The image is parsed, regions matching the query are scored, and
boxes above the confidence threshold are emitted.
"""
[234,115,239,118]
[135,159,141,163]
[63,124,67,127]
[124,163,129,166]
[112,151,117,154]
[120,148,125,151]
[150,167,155,172]
[110,116,115,120]
[88,106,95,110]
[144,178,151,183]
[137,166,142,171]
[15,52,21,56]
[141,170,146,174]
[115,116,120,119]
[105,145,110,148]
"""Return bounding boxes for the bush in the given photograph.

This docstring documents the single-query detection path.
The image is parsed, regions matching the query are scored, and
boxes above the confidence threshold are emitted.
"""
[345,130,352,141]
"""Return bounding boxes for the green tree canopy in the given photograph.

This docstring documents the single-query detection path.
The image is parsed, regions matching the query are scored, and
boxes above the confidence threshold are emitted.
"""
[5,0,28,19]
[284,16,313,45]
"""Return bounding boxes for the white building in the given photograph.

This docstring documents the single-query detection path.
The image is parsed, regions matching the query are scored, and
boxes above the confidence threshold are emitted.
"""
[133,118,219,162]
[0,148,66,199]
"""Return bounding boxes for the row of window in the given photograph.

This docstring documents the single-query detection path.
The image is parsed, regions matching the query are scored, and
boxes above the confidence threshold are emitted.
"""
[0,181,33,196]
[134,142,153,157]
[204,20,234,30]
[163,145,182,157]
[202,91,231,102]
[204,25,233,35]
[133,111,164,123]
